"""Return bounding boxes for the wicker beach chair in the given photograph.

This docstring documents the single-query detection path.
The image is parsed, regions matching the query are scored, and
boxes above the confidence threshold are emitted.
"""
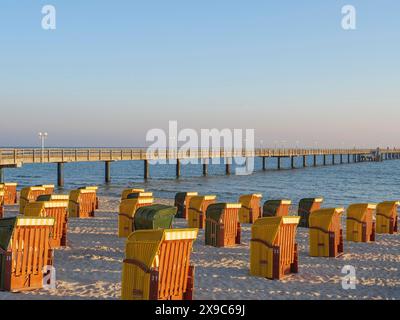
[127,192,153,200]
[262,199,291,217]
[118,197,154,237]
[0,191,4,219]
[376,201,399,234]
[309,208,344,257]
[19,186,47,214]
[250,216,300,280]
[298,197,324,228]
[346,203,376,242]
[0,183,18,205]
[205,203,242,247]
[121,228,198,300]
[37,194,69,202]
[238,194,262,224]
[187,195,217,229]
[78,186,99,209]
[36,184,55,195]
[68,189,97,218]
[174,192,198,219]
[121,188,145,200]
[133,205,177,231]
[24,201,68,248]
[0,217,54,292]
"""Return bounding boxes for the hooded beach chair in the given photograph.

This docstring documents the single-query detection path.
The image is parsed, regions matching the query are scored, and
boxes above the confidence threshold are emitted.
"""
[309,208,344,257]
[0,183,18,205]
[346,203,376,242]
[121,228,198,300]
[262,199,291,217]
[133,205,177,231]
[174,192,198,219]
[187,195,217,229]
[238,194,262,224]
[78,186,99,209]
[36,184,55,195]
[68,189,97,218]
[298,197,324,228]
[205,203,242,247]
[0,191,4,219]
[24,201,68,248]
[118,197,154,237]
[250,216,300,280]
[376,201,399,234]
[19,186,47,214]
[37,194,70,202]
[0,217,54,292]
[121,188,145,200]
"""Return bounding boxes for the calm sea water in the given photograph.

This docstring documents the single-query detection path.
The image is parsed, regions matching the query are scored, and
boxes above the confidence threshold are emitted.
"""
[2,156,400,207]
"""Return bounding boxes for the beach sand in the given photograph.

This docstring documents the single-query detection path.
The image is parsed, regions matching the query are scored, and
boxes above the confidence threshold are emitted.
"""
[1,195,400,300]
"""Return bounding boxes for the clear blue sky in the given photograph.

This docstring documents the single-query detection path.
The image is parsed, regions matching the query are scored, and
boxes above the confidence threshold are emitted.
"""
[1,1,399,147]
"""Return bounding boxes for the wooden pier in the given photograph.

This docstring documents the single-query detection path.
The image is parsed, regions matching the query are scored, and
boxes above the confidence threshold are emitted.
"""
[0,148,399,186]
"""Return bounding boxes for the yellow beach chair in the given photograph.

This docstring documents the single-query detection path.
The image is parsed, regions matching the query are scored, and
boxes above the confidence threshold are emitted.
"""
[0,183,18,205]
[36,184,55,195]
[238,194,262,224]
[19,186,47,214]
[346,203,376,242]
[121,228,198,300]
[118,197,154,237]
[250,216,300,280]
[309,208,344,257]
[187,195,216,229]
[68,189,97,218]
[376,201,399,234]
[121,188,145,200]
[79,186,99,209]
[174,192,198,219]
[298,197,324,228]
[24,201,69,248]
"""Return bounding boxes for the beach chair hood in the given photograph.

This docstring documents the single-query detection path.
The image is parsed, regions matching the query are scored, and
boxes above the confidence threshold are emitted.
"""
[134,204,177,231]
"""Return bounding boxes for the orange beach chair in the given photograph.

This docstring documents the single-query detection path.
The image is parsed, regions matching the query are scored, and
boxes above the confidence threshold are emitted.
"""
[346,203,376,242]
[0,183,18,205]
[298,197,324,228]
[19,186,47,214]
[174,192,198,219]
[238,194,262,224]
[187,195,217,229]
[376,201,399,234]
[68,189,97,218]
[262,199,291,217]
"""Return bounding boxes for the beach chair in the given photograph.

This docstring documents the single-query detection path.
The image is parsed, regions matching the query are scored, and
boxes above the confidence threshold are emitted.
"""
[262,199,291,217]
[346,203,376,242]
[37,194,70,202]
[133,204,177,231]
[121,188,145,200]
[118,197,154,237]
[298,197,324,228]
[205,203,242,247]
[68,189,97,218]
[36,185,55,195]
[24,201,68,248]
[376,201,399,234]
[78,186,99,209]
[174,192,198,219]
[19,186,47,214]
[309,208,344,257]
[250,216,300,280]
[0,183,18,205]
[0,191,4,219]
[238,194,262,224]
[121,228,198,300]
[0,217,54,292]
[187,195,217,229]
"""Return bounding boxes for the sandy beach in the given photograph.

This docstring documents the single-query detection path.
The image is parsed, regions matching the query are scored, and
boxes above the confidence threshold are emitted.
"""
[1,195,400,300]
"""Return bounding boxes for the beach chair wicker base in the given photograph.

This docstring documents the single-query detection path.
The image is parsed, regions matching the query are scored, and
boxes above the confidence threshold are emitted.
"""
[268,243,299,280]
[329,230,344,258]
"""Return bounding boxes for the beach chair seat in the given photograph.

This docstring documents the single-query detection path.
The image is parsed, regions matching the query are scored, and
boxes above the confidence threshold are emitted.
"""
[376,201,399,234]
[133,204,176,231]
[309,208,344,257]
[121,188,145,200]
[250,216,300,280]
[0,183,18,205]
[262,199,291,217]
[205,203,242,247]
[24,201,68,248]
[19,186,47,214]
[174,192,198,219]
[187,195,217,229]
[0,191,4,219]
[121,228,198,300]
[238,194,262,224]
[68,189,97,218]
[0,217,54,292]
[37,194,70,202]
[36,185,55,195]
[298,197,324,228]
[346,203,376,242]
[118,197,154,237]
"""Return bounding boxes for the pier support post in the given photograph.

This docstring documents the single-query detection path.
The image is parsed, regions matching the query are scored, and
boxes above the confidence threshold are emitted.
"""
[303,155,307,167]
[277,157,281,170]
[323,155,326,166]
[105,161,111,183]
[348,154,350,163]
[262,157,266,171]
[313,155,317,167]
[0,167,4,183]
[332,154,335,165]
[340,154,343,164]
[291,156,295,169]
[144,160,149,180]
[176,159,181,178]
[57,162,64,187]
[225,159,231,175]
[203,160,208,176]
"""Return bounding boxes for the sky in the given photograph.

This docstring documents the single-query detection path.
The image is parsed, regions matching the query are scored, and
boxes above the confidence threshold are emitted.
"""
[0,1,399,148]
